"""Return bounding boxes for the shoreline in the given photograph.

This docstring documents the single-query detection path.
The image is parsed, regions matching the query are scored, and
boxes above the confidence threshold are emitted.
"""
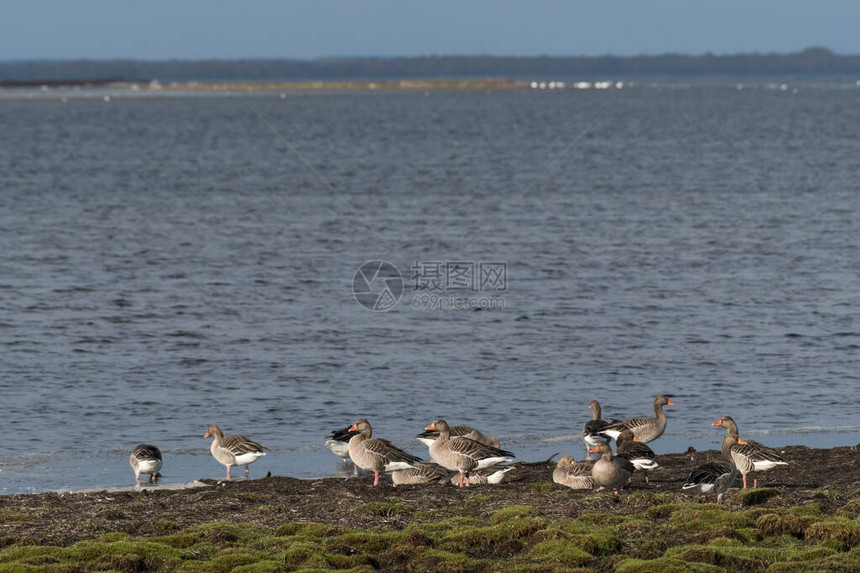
[3,430,860,497]
[0,444,857,571]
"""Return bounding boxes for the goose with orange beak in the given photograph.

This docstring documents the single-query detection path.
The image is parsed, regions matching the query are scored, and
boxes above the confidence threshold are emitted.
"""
[204,425,266,480]
[712,416,787,489]
[589,442,635,493]
[347,418,421,487]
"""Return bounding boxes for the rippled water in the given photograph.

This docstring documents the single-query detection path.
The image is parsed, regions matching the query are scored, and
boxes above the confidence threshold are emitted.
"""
[1,86,859,494]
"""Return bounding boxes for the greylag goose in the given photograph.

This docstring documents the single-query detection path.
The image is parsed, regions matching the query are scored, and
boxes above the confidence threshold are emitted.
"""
[425,419,515,487]
[553,455,594,490]
[325,426,360,474]
[681,460,738,504]
[615,429,659,483]
[415,425,498,448]
[581,400,610,448]
[589,442,635,493]
[598,394,674,443]
[713,416,787,489]
[347,418,422,487]
[129,444,162,483]
[451,466,513,486]
[204,425,266,479]
[392,462,450,486]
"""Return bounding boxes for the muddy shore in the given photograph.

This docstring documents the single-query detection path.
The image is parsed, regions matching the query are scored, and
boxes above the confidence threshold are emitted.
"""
[1,445,857,546]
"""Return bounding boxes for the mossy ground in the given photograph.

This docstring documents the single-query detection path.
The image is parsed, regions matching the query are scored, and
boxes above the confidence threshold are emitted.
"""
[0,501,857,572]
[0,445,856,571]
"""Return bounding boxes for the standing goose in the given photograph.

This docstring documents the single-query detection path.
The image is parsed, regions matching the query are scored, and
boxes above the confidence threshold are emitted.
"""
[325,426,360,475]
[589,442,635,493]
[599,395,675,443]
[713,416,787,489]
[347,418,422,487]
[615,429,659,483]
[425,419,515,487]
[553,455,594,490]
[204,425,266,480]
[581,400,610,448]
[391,462,450,486]
[415,425,498,448]
[681,460,738,504]
[129,444,162,483]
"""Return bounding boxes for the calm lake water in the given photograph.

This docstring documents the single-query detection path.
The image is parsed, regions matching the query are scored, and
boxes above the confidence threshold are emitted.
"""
[1,84,859,494]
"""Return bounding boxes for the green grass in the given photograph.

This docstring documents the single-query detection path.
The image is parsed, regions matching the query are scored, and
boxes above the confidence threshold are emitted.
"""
[0,499,857,572]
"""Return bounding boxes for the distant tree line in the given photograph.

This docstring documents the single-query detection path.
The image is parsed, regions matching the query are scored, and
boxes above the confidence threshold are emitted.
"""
[2,48,858,83]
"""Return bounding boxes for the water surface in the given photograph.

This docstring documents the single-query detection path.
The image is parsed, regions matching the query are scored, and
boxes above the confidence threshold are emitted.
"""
[1,85,858,493]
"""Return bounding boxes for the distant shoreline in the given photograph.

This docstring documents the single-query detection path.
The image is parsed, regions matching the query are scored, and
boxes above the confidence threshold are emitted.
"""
[3,47,860,84]
[0,78,527,91]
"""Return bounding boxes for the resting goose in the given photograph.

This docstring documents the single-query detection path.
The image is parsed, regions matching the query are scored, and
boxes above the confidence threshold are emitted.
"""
[713,416,788,488]
[348,418,422,487]
[391,462,450,486]
[682,460,738,504]
[615,429,659,483]
[553,455,594,490]
[425,419,515,487]
[451,466,513,486]
[204,425,266,480]
[581,400,610,448]
[599,394,674,443]
[129,444,162,483]
[589,442,635,493]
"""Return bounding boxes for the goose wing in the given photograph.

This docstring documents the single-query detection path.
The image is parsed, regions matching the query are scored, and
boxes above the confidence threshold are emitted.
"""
[364,437,422,464]
[220,434,265,456]
[685,461,734,486]
[132,444,162,462]
[447,437,514,461]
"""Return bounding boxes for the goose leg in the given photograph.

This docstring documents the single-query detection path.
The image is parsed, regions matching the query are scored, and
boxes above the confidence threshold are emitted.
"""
[245,465,250,477]
[150,473,157,483]
[742,474,747,489]
[226,466,232,480]
[373,471,380,487]
[465,473,471,487]
[753,475,758,489]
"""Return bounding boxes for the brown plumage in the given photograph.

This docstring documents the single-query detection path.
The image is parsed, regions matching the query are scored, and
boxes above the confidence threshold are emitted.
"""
[425,419,515,487]
[599,395,674,443]
[615,429,659,483]
[589,442,635,493]
[582,400,610,449]
[553,455,594,490]
[682,460,738,504]
[391,462,450,486]
[347,418,421,487]
[129,444,162,483]
[204,425,266,480]
[415,425,499,448]
[713,416,787,488]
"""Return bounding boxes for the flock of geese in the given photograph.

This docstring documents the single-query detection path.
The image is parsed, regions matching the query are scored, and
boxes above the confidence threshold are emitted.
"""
[129,395,788,503]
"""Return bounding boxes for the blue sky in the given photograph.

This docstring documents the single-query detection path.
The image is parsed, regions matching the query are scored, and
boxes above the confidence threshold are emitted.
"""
[3,1,859,60]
